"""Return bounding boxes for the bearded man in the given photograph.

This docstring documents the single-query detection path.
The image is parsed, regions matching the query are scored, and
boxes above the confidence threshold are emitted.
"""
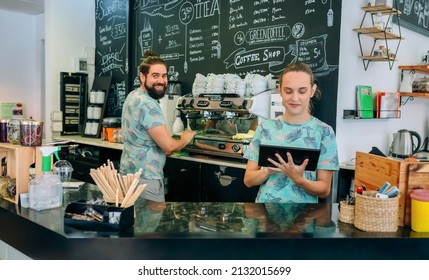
[120,50,196,202]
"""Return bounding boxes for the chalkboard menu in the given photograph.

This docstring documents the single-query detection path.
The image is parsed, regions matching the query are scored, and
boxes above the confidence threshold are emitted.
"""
[131,0,342,130]
[95,0,130,117]
[394,0,429,38]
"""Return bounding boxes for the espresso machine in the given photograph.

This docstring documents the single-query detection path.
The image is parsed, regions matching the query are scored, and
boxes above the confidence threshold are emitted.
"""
[175,90,271,159]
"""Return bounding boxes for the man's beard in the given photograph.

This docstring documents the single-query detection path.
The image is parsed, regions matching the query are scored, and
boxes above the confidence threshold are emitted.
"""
[145,82,166,100]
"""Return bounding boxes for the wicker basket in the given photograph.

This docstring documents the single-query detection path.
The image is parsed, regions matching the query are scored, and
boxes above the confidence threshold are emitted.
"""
[339,201,355,224]
[354,191,399,232]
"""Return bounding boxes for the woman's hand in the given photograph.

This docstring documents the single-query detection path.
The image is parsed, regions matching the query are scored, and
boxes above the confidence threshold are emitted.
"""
[267,152,308,185]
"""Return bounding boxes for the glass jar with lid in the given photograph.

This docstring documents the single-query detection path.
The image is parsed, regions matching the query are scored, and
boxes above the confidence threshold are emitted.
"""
[0,119,9,143]
[7,119,20,144]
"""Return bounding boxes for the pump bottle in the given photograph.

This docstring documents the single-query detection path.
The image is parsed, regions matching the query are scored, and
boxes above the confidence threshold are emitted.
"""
[172,112,184,134]
[29,146,63,211]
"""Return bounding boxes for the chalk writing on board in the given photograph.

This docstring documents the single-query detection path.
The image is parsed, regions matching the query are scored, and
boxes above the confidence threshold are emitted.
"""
[395,0,429,38]
[402,0,428,28]
[98,43,126,75]
[130,0,341,129]
[134,0,338,79]
[107,80,127,115]
[290,35,331,76]
[95,0,129,117]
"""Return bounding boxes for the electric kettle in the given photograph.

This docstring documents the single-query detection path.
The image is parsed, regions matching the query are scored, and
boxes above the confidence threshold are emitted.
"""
[390,129,422,158]
[415,137,429,161]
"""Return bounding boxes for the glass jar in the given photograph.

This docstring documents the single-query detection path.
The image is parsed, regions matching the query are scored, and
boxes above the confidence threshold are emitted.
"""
[0,119,9,143]
[20,120,44,146]
[7,119,21,144]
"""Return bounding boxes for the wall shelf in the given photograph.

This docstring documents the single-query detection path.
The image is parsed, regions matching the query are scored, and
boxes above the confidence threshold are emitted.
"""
[399,65,429,74]
[353,27,401,40]
[361,4,401,14]
[399,92,429,98]
[359,55,397,62]
[343,109,400,120]
[353,4,403,70]
[398,65,429,104]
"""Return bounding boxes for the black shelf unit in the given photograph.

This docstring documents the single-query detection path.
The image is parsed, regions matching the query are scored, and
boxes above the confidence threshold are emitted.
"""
[60,72,88,135]
[353,4,403,70]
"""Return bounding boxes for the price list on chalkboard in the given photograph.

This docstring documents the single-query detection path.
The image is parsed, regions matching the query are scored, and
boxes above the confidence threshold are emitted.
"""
[130,0,342,130]
[95,0,130,117]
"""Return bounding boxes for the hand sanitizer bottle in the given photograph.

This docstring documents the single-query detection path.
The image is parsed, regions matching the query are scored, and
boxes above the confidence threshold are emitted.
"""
[29,146,63,211]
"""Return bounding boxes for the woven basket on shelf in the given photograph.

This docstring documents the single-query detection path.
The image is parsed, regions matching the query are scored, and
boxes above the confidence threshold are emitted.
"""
[339,200,355,224]
[354,191,399,232]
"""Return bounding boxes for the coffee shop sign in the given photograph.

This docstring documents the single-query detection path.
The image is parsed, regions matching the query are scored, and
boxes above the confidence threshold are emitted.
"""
[224,47,284,69]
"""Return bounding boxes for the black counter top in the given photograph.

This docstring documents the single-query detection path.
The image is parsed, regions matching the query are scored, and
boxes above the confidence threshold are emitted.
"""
[1,184,428,260]
[54,135,248,169]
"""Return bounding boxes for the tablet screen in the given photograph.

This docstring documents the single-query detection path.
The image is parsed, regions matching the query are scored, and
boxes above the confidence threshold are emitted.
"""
[258,144,321,171]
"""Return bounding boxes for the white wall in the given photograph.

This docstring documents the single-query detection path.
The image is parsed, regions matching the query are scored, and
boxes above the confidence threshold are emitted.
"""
[0,0,428,163]
[0,0,94,139]
[0,10,41,120]
[44,0,95,139]
[337,0,429,163]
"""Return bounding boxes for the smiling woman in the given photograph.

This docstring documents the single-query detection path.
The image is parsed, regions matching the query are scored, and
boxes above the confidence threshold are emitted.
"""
[243,62,339,203]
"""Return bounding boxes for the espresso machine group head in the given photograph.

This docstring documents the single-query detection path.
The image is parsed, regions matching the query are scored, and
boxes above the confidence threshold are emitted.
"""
[175,91,273,159]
